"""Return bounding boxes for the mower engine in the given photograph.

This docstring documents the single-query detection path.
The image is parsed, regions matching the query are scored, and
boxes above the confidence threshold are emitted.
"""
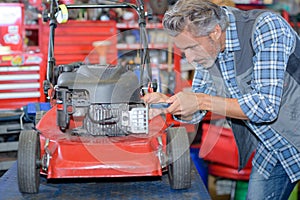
[55,63,148,136]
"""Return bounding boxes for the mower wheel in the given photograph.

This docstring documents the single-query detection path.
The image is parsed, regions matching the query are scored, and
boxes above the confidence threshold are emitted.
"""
[17,130,41,194]
[167,127,191,189]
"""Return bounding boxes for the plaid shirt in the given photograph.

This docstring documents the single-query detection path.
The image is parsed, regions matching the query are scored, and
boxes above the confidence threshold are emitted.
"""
[179,8,300,182]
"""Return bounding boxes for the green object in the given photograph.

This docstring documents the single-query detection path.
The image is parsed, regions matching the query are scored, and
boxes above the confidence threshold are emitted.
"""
[234,181,248,200]
[234,181,298,200]
[288,183,298,200]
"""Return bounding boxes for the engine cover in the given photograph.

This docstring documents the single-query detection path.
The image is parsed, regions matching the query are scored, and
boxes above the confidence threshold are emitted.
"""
[55,64,148,136]
[57,64,141,104]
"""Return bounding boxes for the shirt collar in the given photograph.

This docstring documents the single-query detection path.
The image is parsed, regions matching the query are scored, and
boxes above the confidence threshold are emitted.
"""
[221,7,241,54]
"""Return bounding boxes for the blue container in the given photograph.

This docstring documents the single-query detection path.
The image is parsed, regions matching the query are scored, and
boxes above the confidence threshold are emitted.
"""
[23,102,51,123]
[27,102,51,115]
[190,147,208,188]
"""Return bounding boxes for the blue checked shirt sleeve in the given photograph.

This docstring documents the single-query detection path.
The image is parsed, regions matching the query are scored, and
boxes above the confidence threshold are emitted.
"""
[237,13,295,123]
[174,66,216,124]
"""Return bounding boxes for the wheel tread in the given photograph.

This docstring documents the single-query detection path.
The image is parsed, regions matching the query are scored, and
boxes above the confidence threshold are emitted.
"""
[17,130,40,193]
[167,127,191,189]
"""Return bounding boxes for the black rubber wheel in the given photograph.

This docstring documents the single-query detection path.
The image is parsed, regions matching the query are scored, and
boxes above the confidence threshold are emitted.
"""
[167,127,191,189]
[17,130,41,194]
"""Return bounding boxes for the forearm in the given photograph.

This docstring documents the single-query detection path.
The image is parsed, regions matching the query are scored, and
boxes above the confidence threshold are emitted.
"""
[197,93,248,120]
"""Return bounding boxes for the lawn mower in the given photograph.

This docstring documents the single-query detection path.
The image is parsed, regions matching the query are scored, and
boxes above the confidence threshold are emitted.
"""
[17,0,191,194]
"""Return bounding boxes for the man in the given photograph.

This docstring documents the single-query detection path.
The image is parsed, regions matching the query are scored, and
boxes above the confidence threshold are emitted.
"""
[143,0,300,199]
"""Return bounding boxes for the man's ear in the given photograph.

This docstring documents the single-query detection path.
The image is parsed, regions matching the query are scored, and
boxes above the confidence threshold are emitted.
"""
[210,24,222,41]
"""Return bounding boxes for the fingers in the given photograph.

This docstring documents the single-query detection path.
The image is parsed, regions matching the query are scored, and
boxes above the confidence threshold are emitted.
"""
[144,92,199,119]
[165,92,199,117]
[165,93,178,104]
[142,92,168,104]
[142,92,170,119]
[165,92,181,113]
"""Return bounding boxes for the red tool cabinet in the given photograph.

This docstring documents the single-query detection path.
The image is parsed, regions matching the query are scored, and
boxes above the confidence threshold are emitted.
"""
[0,3,46,110]
[0,52,45,109]
[0,3,24,52]
[40,20,118,65]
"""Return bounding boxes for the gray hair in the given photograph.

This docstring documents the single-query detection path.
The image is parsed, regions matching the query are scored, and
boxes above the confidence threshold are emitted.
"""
[163,0,229,37]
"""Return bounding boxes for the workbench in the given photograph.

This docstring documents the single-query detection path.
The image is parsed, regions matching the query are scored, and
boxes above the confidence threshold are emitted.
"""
[0,161,211,200]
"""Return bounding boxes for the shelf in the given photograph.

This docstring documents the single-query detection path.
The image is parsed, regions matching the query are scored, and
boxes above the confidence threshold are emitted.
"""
[24,46,40,52]
[24,24,39,30]
[116,22,163,29]
[117,43,169,50]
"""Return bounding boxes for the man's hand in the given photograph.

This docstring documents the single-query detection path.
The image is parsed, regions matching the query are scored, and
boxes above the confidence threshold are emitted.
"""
[142,92,169,119]
[142,92,201,120]
[142,92,169,104]
[143,91,249,121]
[164,92,249,120]
[166,91,201,117]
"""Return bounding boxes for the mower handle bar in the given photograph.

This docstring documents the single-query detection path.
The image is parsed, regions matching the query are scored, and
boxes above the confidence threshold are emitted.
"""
[46,0,151,92]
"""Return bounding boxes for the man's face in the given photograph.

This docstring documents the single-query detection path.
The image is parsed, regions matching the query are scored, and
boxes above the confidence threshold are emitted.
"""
[174,29,221,68]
